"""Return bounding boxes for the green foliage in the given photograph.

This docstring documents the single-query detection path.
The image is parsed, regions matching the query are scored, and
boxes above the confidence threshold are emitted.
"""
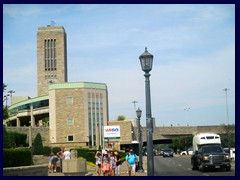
[220,124,235,148]
[3,83,7,92]
[71,148,97,164]
[117,115,126,121]
[7,131,27,147]
[170,135,193,152]
[3,106,9,120]
[8,132,16,148]
[52,147,61,155]
[71,148,128,164]
[3,126,9,148]
[42,146,52,156]
[33,133,43,155]
[3,148,32,167]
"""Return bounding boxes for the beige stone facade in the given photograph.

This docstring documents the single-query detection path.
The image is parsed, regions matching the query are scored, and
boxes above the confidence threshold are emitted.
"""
[48,82,108,148]
[37,26,68,96]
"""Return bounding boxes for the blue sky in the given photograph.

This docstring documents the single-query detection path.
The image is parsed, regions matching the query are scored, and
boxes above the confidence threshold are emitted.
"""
[3,4,235,126]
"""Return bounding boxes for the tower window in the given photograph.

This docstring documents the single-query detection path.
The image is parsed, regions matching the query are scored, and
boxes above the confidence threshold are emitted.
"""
[44,39,57,71]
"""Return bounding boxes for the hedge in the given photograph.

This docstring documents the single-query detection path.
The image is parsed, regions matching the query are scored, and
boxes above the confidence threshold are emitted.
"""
[3,148,32,167]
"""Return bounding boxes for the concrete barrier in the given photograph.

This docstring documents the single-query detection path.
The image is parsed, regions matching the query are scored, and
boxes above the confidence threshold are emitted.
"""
[3,164,48,176]
[62,159,87,176]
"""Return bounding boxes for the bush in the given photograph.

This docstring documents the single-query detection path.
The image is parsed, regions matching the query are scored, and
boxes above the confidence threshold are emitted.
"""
[52,147,61,155]
[3,126,9,148]
[33,133,43,155]
[8,132,16,148]
[10,131,27,147]
[4,148,32,167]
[42,146,52,156]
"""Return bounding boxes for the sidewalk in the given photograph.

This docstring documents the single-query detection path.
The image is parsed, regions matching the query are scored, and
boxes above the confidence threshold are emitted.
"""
[48,156,147,176]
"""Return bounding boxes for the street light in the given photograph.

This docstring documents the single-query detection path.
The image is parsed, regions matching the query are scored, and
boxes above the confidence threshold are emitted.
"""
[223,88,230,125]
[184,107,190,126]
[136,107,144,172]
[3,94,10,107]
[139,47,154,176]
[8,90,15,105]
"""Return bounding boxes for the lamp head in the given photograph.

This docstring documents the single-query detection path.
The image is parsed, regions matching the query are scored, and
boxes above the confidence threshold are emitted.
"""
[136,107,142,118]
[139,47,153,73]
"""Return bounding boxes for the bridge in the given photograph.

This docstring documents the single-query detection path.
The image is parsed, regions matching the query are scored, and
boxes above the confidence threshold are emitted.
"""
[133,125,233,145]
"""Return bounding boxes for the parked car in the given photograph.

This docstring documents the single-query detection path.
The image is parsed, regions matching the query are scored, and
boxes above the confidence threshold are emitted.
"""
[180,148,193,155]
[163,149,174,157]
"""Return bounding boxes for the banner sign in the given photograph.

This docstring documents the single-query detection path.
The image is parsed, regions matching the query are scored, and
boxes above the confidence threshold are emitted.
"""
[104,126,120,139]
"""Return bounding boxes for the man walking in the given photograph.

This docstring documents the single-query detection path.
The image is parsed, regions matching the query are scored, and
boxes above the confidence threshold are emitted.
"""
[125,149,138,176]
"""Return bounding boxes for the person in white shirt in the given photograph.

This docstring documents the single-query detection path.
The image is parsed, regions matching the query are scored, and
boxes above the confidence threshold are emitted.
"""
[63,148,71,160]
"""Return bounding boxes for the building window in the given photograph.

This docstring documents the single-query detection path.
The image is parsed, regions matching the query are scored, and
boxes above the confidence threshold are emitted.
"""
[67,119,74,125]
[67,135,74,142]
[66,97,73,104]
[44,39,57,71]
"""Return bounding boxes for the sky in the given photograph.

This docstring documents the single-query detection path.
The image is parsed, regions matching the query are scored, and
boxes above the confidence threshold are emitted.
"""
[3,4,235,127]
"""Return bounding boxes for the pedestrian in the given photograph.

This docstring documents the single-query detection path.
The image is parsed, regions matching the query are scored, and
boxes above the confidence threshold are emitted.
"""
[49,154,59,173]
[114,151,121,176]
[125,149,138,176]
[95,151,102,176]
[101,151,110,176]
[109,151,116,176]
[63,147,71,160]
[57,147,64,172]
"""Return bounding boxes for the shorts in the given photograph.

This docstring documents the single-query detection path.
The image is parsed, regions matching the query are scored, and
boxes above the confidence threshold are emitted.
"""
[128,164,136,172]
[102,162,110,171]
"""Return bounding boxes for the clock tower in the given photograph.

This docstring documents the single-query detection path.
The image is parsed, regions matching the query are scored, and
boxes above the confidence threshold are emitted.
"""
[37,25,68,96]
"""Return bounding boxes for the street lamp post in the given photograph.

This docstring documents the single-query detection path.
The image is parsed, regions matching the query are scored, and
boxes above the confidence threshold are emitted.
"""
[4,94,10,107]
[8,90,15,105]
[136,107,144,172]
[139,47,154,176]
[223,88,230,125]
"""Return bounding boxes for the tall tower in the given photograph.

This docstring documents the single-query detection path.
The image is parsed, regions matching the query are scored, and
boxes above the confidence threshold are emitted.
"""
[37,25,68,96]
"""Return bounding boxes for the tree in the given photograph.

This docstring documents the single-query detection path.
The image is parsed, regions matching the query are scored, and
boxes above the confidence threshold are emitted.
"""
[3,126,9,148]
[33,133,43,155]
[117,115,126,121]
[220,124,235,148]
[3,83,7,92]
[3,83,9,120]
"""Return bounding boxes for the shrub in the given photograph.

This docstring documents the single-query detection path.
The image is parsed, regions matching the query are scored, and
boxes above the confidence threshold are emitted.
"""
[42,146,52,156]
[33,133,43,155]
[52,147,61,155]
[3,126,9,148]
[4,148,32,167]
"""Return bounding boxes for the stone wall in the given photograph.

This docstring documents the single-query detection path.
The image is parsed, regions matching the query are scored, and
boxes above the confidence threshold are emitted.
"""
[6,126,49,146]
[3,164,48,176]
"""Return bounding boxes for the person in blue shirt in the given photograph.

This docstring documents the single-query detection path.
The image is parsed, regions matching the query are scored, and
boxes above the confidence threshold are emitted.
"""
[125,149,138,176]
[49,154,59,173]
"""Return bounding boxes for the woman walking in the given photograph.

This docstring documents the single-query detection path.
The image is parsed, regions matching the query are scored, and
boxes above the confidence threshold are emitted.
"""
[101,151,110,176]
[95,151,102,176]
[109,151,116,176]
[114,151,121,176]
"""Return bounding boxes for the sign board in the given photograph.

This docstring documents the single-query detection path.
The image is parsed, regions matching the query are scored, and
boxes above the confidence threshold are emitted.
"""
[104,126,120,139]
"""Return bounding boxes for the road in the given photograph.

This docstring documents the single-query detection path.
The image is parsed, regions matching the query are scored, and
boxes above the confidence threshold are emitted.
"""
[153,155,235,176]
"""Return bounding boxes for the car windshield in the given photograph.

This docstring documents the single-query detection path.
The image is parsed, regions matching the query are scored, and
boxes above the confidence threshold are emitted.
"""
[202,146,224,154]
[164,149,173,152]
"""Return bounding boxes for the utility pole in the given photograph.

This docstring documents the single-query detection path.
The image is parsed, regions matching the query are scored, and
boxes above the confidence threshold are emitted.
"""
[223,88,230,125]
[132,100,138,111]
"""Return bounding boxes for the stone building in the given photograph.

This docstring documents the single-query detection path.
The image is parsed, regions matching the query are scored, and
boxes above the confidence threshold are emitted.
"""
[7,25,108,149]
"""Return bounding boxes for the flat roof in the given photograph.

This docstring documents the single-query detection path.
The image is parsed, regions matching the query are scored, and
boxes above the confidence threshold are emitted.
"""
[49,82,107,90]
[9,95,49,110]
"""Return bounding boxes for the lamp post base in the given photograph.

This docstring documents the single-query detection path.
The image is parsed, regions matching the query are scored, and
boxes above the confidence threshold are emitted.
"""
[137,166,144,173]
[137,169,144,173]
